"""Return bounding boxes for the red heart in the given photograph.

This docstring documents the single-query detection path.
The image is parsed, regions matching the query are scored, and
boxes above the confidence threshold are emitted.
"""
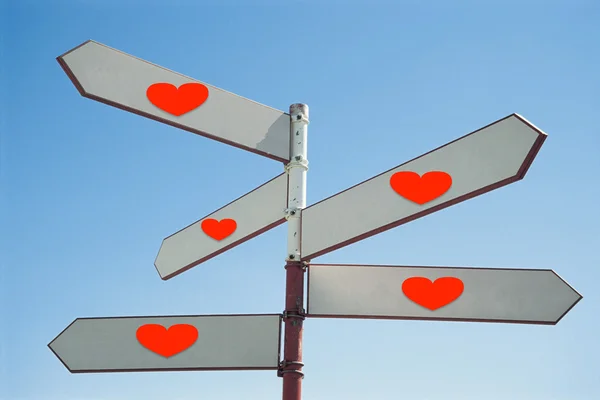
[390,171,452,205]
[201,218,237,240]
[146,82,209,116]
[136,324,198,358]
[402,277,464,311]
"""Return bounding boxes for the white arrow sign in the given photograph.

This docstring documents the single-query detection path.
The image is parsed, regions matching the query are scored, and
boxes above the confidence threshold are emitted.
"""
[307,264,581,325]
[49,314,282,373]
[155,173,288,280]
[58,40,291,162]
[300,114,546,260]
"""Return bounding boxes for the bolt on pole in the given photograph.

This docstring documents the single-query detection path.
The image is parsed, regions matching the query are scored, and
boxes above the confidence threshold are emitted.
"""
[280,104,309,400]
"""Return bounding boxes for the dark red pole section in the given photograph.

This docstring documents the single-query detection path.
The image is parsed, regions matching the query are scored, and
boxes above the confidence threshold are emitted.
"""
[280,260,306,400]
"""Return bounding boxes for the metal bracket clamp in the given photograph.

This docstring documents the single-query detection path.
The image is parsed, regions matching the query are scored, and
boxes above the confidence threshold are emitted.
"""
[283,261,308,271]
[282,310,306,320]
[284,155,309,172]
[277,360,305,379]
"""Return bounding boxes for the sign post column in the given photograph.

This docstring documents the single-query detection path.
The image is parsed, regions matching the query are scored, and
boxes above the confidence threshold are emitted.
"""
[279,104,309,400]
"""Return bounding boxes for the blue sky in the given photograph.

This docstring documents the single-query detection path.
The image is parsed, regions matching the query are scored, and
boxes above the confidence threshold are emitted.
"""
[2,1,600,399]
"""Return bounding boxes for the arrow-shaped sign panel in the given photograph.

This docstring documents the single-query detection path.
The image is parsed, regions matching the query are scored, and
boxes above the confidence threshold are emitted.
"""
[57,40,291,162]
[300,114,546,260]
[48,314,282,373]
[155,173,288,280]
[307,264,581,325]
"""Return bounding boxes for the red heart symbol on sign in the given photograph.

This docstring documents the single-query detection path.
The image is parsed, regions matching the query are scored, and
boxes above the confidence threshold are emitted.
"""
[390,171,452,205]
[201,218,237,240]
[136,324,198,358]
[146,82,209,116]
[402,277,464,310]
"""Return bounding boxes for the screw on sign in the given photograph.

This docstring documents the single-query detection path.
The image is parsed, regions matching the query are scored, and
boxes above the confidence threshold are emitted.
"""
[51,39,581,400]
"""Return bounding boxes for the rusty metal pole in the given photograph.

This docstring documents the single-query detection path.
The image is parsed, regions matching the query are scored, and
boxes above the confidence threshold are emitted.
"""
[279,104,309,400]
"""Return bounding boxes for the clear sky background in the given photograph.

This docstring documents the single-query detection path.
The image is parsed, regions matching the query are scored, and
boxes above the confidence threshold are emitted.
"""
[2,1,600,399]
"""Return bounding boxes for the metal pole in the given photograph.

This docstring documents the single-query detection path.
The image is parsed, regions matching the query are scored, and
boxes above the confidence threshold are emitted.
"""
[279,104,309,400]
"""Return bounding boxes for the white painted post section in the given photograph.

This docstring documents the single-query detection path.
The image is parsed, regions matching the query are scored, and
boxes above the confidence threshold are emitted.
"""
[285,104,309,261]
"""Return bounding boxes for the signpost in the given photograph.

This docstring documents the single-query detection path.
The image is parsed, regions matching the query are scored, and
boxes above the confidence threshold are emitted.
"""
[49,314,281,373]
[300,114,546,260]
[57,40,291,162]
[154,172,289,280]
[306,264,582,325]
[51,39,582,400]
